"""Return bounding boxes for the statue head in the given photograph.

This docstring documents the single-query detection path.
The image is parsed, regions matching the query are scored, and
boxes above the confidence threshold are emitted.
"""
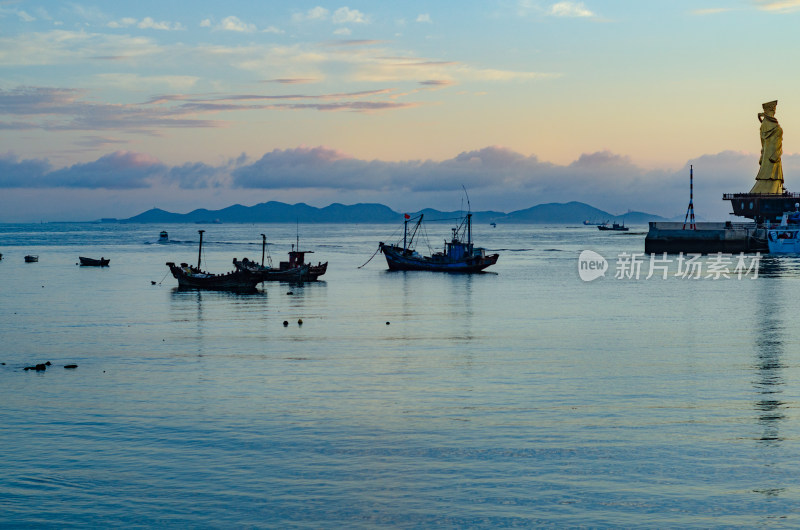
[762,100,778,114]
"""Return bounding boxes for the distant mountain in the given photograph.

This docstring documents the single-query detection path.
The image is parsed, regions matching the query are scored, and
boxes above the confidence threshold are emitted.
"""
[117,200,667,224]
[122,201,400,224]
[500,201,668,224]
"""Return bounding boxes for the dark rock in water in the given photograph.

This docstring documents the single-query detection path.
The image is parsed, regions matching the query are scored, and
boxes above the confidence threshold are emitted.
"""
[25,363,47,371]
[45,361,51,366]
[287,291,293,295]
[283,321,289,327]
[297,319,303,325]
[386,322,390,325]
[64,364,78,369]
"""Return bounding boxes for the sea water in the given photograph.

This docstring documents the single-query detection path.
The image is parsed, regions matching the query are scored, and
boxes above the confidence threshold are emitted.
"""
[2,222,800,527]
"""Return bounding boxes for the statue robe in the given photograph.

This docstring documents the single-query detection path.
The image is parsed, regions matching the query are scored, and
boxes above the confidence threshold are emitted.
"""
[750,116,784,194]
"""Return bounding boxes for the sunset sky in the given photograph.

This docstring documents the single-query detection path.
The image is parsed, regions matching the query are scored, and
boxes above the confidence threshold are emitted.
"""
[2,0,800,222]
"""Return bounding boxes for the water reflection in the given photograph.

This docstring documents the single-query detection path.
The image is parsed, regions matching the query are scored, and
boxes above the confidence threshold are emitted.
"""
[751,269,787,501]
[752,287,786,445]
[757,254,800,278]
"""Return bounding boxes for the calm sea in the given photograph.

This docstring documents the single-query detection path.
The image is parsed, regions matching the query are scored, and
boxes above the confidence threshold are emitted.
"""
[2,222,800,527]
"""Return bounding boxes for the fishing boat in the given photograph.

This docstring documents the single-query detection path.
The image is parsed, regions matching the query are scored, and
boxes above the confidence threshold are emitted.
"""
[24,255,38,263]
[165,230,261,291]
[158,231,169,243]
[767,209,800,254]
[232,235,311,282]
[281,246,327,281]
[378,212,499,273]
[79,256,110,267]
[597,222,629,232]
[269,231,327,281]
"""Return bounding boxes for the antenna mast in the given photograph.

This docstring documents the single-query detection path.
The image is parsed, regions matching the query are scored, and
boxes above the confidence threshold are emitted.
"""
[683,165,696,230]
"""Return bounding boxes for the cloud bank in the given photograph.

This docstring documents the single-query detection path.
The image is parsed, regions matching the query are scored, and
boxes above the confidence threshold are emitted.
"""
[0,146,781,220]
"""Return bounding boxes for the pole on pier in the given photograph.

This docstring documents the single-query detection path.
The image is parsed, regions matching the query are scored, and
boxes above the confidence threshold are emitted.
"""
[683,165,696,230]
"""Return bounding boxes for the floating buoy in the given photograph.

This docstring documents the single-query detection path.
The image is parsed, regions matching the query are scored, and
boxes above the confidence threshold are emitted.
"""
[386,322,390,325]
[283,321,289,327]
[297,319,303,325]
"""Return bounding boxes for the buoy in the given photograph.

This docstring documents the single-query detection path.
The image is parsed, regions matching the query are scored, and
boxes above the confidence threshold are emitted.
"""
[298,319,303,325]
[386,322,390,325]
[283,321,289,326]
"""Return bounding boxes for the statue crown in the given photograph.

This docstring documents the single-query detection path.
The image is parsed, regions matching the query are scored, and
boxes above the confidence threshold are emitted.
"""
[762,100,778,111]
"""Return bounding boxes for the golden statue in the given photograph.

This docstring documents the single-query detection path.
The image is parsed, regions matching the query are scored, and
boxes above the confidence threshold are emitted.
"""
[750,100,784,194]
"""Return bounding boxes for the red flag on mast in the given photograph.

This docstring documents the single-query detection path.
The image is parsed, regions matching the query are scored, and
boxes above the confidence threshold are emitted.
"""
[404,214,410,219]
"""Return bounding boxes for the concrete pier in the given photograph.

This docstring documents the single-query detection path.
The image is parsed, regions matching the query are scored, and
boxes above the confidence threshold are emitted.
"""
[644,222,766,254]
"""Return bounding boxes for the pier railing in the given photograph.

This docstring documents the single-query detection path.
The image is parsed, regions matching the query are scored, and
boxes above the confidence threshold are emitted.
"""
[723,192,800,199]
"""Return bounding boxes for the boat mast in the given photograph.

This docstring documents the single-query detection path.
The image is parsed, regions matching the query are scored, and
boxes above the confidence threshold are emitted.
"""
[197,229,204,269]
[462,185,472,246]
[261,233,266,266]
[404,216,408,252]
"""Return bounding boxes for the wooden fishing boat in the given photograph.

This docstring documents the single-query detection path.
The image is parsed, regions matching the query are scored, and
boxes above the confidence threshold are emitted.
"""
[165,230,261,291]
[233,233,325,281]
[378,211,498,273]
[79,256,110,267]
[233,257,309,282]
[281,248,327,281]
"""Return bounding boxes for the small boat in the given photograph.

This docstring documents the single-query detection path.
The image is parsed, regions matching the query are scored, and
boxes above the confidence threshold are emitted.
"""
[79,257,110,267]
[281,246,327,281]
[597,222,629,232]
[767,210,800,253]
[233,257,310,282]
[158,231,169,243]
[24,255,38,262]
[166,230,261,291]
[378,211,499,273]
[584,219,609,226]
[233,234,312,282]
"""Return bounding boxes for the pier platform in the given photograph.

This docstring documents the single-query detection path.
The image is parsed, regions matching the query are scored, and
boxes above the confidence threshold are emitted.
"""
[644,222,766,254]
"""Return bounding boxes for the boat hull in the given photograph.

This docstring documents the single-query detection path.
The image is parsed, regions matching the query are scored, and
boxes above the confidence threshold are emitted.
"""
[379,244,498,273]
[166,262,261,291]
[767,228,800,253]
[79,257,110,267]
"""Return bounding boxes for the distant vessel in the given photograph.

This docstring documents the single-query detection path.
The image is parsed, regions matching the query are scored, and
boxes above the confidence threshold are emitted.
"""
[24,255,38,263]
[158,231,169,243]
[378,211,498,273]
[584,219,609,226]
[767,209,800,253]
[79,256,110,267]
[598,222,629,232]
[166,230,261,291]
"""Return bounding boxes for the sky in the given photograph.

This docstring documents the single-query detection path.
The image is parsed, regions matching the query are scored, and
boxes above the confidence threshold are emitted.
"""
[2,0,800,222]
